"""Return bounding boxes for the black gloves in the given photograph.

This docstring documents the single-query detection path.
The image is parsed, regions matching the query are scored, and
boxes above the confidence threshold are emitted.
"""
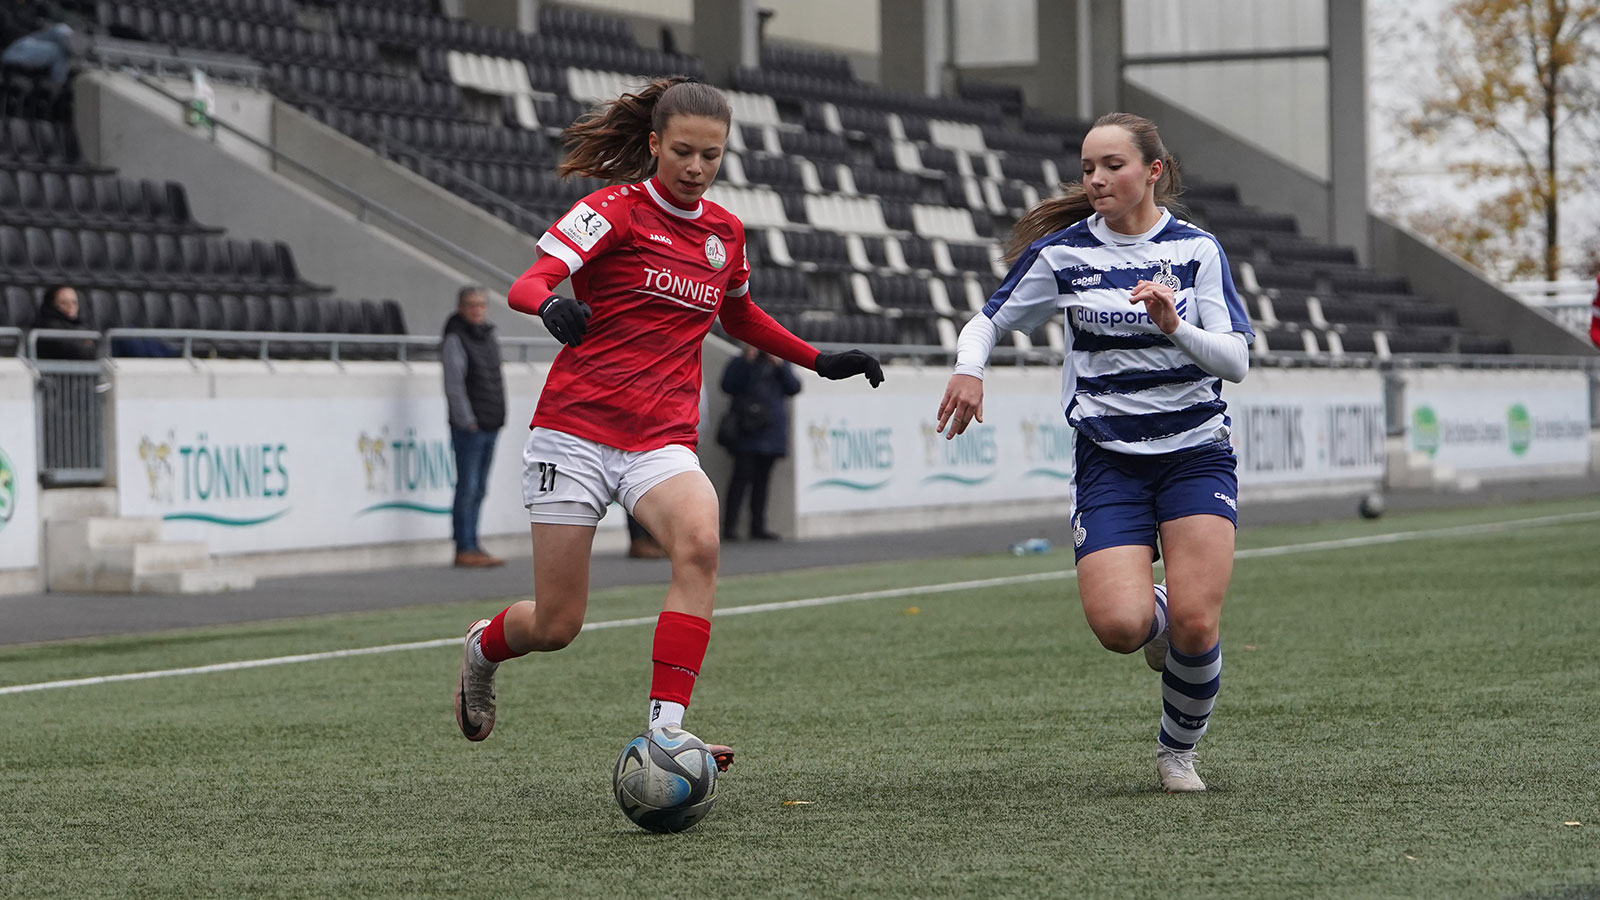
[538,293,592,347]
[815,349,885,387]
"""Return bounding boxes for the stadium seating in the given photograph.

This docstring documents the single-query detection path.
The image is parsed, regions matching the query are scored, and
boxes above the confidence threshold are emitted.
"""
[50,0,1510,356]
[0,103,405,356]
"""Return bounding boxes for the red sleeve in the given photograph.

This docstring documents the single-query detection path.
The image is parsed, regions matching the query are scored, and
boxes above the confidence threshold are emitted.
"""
[506,253,571,316]
[1590,274,1600,350]
[718,291,821,369]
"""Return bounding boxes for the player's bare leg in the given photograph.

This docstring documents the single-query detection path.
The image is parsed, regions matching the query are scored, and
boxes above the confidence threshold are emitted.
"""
[1075,544,1160,654]
[453,524,596,741]
[631,471,732,770]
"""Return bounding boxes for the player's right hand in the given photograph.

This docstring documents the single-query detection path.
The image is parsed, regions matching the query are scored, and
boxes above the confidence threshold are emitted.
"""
[538,293,592,347]
[936,373,984,440]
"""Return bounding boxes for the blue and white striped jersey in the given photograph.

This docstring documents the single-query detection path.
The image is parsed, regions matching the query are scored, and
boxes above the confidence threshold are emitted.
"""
[984,210,1254,455]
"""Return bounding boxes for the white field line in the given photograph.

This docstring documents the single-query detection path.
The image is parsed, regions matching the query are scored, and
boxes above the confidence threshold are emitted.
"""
[2,509,1596,698]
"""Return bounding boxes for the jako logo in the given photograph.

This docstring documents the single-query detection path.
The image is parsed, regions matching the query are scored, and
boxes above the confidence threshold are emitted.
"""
[647,233,674,246]
[1213,491,1237,512]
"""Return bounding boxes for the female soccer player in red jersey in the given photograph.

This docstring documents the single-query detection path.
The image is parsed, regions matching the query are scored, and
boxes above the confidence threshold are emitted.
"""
[453,76,885,765]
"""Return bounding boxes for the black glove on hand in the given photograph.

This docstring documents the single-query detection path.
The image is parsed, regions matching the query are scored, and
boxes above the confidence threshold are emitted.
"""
[538,294,592,347]
[815,349,885,387]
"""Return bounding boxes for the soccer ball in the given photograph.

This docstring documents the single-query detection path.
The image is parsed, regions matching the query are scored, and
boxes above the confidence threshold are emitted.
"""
[612,726,718,833]
[1358,490,1386,519]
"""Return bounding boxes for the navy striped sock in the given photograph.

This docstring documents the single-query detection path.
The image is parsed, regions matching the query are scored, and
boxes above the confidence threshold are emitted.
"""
[1159,641,1221,750]
[1142,583,1169,647]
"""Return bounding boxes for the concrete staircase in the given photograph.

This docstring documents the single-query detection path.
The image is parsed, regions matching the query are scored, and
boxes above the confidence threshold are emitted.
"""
[43,488,256,594]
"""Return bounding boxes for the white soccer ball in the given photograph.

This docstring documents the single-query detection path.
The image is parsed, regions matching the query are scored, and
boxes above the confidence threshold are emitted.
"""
[612,726,718,833]
[1358,491,1386,519]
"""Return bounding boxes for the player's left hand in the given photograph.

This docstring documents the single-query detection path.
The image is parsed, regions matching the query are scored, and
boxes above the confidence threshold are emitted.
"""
[1130,279,1181,334]
[815,349,885,387]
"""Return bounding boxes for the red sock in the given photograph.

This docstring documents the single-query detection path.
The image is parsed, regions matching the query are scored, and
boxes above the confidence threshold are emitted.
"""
[479,607,523,663]
[650,611,711,706]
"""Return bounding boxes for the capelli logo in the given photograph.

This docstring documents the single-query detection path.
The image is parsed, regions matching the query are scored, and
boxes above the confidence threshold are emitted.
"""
[647,233,674,246]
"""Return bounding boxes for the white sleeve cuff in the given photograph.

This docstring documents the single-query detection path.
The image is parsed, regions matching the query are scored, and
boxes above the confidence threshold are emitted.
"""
[953,314,999,380]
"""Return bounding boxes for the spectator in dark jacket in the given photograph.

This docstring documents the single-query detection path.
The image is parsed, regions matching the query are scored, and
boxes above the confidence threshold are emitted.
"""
[718,345,801,540]
[33,284,97,359]
[443,285,508,568]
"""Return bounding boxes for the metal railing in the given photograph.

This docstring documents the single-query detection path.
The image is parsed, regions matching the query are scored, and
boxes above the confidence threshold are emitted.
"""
[99,328,560,363]
[103,64,523,291]
[24,329,110,485]
[1503,279,1595,338]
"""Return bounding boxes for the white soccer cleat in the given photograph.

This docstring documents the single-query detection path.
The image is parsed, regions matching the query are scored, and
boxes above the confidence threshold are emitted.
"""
[454,618,497,742]
[1156,745,1206,792]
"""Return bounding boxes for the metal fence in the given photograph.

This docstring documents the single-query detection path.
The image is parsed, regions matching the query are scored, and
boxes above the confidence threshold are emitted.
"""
[1503,280,1595,338]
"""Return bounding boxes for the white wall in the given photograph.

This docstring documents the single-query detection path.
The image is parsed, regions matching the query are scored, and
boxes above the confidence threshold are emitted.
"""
[1123,0,1330,178]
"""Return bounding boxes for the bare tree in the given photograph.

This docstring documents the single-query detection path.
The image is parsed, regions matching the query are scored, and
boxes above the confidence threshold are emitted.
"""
[1401,0,1600,280]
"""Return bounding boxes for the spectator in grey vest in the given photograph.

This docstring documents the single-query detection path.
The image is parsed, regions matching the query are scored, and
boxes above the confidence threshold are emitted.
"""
[443,285,507,568]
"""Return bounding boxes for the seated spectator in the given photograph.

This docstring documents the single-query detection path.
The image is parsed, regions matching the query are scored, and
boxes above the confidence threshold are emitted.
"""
[32,284,97,359]
[1,21,72,116]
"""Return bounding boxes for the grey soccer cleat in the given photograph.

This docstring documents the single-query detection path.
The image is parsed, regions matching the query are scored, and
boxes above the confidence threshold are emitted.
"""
[454,618,497,742]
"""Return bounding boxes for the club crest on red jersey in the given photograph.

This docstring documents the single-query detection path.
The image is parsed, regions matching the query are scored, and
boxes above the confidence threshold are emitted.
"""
[704,234,726,269]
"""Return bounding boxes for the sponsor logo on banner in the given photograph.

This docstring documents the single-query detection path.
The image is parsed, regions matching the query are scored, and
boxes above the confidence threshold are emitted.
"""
[919,423,997,487]
[137,431,290,526]
[356,428,456,515]
[1020,418,1075,481]
[805,419,894,492]
[1411,401,1585,458]
[1507,404,1532,456]
[0,443,15,528]
[1237,402,1383,475]
[556,202,611,251]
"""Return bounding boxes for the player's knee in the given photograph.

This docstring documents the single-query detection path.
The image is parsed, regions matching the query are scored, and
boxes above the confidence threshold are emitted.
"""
[1086,614,1148,654]
[670,526,720,576]
[1167,604,1219,647]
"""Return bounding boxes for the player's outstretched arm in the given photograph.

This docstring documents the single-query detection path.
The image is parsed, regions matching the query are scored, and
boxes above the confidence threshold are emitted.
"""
[718,291,884,387]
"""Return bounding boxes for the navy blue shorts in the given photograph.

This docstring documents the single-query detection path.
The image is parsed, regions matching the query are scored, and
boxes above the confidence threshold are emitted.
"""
[1071,438,1239,562]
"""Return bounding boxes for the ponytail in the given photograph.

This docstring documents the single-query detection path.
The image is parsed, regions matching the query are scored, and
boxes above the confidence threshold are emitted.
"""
[558,76,732,183]
[1001,111,1187,264]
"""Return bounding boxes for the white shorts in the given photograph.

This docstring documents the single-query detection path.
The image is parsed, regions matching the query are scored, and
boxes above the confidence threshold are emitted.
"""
[521,427,703,526]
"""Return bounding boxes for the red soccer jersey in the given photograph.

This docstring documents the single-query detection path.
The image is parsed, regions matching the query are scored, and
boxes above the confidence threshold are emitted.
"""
[527,177,753,452]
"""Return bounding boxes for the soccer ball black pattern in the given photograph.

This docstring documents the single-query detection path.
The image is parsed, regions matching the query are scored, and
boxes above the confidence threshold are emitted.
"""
[612,726,718,833]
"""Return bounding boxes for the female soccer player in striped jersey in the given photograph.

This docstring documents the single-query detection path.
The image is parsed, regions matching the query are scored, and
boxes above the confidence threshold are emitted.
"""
[453,77,885,764]
[936,112,1253,792]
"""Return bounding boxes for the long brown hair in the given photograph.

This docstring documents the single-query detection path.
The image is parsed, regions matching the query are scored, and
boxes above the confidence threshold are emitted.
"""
[557,76,732,183]
[1002,112,1186,263]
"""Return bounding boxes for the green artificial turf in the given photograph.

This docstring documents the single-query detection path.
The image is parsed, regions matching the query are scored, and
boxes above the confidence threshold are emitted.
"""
[1,498,1597,898]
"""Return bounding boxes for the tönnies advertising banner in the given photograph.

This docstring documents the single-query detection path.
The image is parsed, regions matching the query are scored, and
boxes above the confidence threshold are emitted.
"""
[0,361,40,571]
[113,360,594,555]
[1403,369,1590,476]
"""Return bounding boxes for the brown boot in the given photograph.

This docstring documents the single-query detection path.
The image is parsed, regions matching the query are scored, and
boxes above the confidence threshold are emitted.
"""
[454,551,487,568]
[475,550,506,568]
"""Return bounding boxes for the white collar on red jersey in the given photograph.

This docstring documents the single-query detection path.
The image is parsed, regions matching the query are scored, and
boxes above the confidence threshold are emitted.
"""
[642,177,704,220]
